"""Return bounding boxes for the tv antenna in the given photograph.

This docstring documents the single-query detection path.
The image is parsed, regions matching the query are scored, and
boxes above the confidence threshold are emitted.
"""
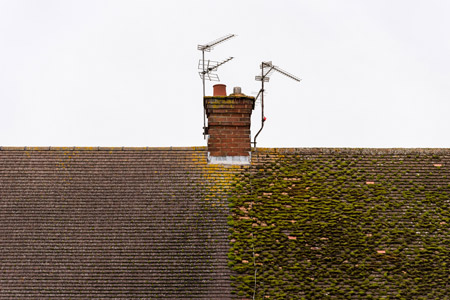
[198,34,236,137]
[252,61,301,149]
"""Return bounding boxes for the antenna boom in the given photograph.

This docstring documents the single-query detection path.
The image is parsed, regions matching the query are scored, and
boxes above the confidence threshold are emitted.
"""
[272,66,302,82]
[197,34,236,51]
[208,57,234,71]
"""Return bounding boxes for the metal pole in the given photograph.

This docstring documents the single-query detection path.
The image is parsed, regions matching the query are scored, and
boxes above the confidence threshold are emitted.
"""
[253,66,266,151]
[202,50,206,139]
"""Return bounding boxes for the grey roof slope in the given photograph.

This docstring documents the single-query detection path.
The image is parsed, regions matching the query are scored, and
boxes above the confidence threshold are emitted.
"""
[0,147,239,299]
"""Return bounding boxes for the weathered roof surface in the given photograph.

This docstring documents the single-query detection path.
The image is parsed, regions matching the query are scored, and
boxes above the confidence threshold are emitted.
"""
[0,147,241,299]
[2,147,450,299]
[229,148,450,299]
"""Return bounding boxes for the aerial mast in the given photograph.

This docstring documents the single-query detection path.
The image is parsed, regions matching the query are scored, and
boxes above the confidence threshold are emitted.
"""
[253,61,301,149]
[197,34,236,138]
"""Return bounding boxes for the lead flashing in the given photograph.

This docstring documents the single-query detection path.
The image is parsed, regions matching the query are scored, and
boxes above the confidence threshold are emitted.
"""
[207,152,251,165]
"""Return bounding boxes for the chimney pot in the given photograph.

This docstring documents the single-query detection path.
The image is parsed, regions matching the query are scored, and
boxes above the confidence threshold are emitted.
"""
[213,84,227,96]
[232,87,242,95]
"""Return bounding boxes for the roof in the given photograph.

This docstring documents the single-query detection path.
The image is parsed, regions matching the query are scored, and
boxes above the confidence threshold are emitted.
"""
[230,148,450,299]
[0,147,242,299]
[1,147,449,299]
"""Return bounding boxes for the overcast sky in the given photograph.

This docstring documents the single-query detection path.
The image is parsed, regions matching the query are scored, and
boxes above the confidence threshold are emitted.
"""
[1,0,449,148]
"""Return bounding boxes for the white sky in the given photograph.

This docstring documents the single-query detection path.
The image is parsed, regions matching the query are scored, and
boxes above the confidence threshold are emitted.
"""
[1,0,449,148]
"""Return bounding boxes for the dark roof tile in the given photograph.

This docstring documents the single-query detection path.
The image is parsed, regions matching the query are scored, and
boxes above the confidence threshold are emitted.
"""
[0,148,240,299]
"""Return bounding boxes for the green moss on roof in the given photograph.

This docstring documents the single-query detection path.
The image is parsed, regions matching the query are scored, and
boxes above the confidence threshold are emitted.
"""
[228,150,450,299]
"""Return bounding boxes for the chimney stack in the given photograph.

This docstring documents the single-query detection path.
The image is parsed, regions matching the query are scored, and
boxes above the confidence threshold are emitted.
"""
[205,84,255,164]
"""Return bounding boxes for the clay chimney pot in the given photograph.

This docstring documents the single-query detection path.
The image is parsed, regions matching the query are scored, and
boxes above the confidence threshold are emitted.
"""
[213,84,227,96]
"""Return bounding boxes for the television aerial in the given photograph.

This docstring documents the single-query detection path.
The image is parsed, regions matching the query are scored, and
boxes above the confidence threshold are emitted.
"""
[253,61,302,149]
[198,34,236,137]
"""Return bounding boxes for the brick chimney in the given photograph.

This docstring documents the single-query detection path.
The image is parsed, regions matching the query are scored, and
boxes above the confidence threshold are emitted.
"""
[205,84,255,164]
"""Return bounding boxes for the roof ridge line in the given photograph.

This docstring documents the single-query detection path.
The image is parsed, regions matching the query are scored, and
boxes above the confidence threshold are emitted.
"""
[1,146,449,153]
[253,147,450,154]
[0,146,208,151]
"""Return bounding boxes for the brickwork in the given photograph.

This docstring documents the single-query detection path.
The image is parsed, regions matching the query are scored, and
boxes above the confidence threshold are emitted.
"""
[205,96,255,157]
